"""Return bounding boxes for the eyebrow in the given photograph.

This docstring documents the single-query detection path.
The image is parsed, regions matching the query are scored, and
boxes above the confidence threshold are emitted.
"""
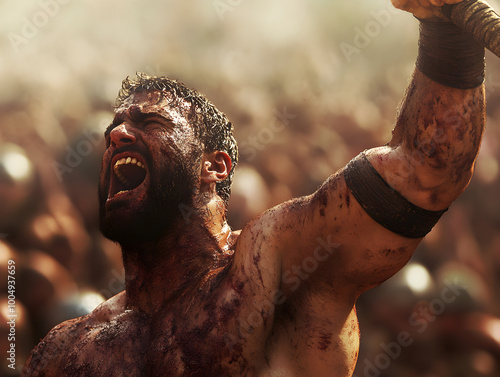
[104,110,175,136]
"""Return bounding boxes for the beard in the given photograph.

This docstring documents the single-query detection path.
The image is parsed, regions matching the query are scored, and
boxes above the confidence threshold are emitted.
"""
[98,148,200,245]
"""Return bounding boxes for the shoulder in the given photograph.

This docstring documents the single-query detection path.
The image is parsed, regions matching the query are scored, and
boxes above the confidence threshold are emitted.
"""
[229,191,322,289]
[88,290,126,323]
[21,292,125,376]
[233,169,347,261]
[21,315,88,376]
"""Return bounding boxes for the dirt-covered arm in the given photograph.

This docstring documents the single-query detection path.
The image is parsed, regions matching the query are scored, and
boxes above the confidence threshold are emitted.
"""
[368,0,486,212]
[262,0,486,299]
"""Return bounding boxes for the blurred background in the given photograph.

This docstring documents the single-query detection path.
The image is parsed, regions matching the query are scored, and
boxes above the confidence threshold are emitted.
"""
[1,0,500,376]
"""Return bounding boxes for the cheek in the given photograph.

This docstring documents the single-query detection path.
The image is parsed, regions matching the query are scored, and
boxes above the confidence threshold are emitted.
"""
[156,138,188,160]
[156,144,178,161]
[147,127,201,164]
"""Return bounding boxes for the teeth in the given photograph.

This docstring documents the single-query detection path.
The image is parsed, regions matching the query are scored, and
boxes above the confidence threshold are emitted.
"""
[114,166,130,186]
[113,156,146,170]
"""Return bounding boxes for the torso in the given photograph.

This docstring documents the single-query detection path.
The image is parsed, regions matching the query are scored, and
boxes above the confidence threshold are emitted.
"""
[24,220,360,377]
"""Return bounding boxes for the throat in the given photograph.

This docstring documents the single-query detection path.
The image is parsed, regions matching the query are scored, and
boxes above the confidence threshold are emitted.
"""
[120,227,233,313]
[116,192,235,313]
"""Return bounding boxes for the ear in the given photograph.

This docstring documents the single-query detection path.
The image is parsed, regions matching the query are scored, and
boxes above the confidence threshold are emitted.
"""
[201,151,232,185]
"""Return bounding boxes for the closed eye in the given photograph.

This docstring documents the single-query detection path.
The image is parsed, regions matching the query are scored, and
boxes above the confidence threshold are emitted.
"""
[143,120,162,129]
[103,112,176,148]
[142,116,175,131]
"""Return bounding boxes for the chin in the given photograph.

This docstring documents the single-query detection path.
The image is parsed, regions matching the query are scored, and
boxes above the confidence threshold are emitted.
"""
[99,183,196,245]
[99,197,185,244]
[98,147,199,244]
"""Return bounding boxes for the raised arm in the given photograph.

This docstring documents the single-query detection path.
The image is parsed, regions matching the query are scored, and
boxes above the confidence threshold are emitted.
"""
[367,3,485,214]
[247,0,486,300]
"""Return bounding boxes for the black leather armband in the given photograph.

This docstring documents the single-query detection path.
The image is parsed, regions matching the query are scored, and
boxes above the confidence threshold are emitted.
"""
[344,152,447,239]
[416,18,485,89]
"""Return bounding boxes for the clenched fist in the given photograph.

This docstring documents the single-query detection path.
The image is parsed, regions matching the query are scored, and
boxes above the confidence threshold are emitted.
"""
[391,0,464,19]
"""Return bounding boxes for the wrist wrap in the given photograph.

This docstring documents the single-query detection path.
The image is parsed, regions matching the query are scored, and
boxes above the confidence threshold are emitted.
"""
[416,18,485,89]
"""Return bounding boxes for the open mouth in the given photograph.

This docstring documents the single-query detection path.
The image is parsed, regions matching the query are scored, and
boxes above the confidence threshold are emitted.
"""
[108,154,147,199]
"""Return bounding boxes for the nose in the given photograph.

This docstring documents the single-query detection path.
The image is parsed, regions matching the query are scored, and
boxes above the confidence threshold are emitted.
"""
[109,123,137,149]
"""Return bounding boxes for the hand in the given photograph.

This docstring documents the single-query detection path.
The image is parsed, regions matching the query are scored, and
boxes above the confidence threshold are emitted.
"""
[391,0,464,19]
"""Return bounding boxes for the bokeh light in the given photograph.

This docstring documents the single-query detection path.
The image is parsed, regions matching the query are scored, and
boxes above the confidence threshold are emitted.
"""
[1,1,500,376]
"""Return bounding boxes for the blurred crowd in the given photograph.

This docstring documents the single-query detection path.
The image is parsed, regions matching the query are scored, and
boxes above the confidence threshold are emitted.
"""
[1,0,500,376]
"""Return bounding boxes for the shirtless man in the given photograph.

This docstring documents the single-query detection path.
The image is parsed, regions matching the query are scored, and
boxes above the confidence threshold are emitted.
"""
[22,0,486,376]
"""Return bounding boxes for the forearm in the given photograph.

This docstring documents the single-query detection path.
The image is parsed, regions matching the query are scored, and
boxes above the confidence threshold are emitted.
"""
[368,20,486,211]
[391,71,484,203]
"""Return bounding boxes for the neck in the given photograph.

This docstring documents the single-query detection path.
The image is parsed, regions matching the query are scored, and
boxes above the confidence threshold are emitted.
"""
[121,195,234,313]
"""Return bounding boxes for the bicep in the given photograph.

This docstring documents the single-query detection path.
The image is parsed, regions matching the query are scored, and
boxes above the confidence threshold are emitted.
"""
[270,72,484,297]
[326,174,421,292]
[271,168,420,297]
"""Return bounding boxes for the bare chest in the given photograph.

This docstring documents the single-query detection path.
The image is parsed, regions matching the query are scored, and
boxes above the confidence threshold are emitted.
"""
[62,277,273,376]
[61,298,360,377]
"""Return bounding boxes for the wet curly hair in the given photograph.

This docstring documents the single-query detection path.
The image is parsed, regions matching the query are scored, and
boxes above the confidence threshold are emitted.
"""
[115,72,238,206]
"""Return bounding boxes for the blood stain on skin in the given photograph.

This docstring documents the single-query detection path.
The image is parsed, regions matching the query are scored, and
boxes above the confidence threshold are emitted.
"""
[429,190,440,206]
[318,332,333,351]
[219,301,239,323]
[378,248,390,257]
[233,279,245,296]
[253,253,264,285]
[317,186,329,207]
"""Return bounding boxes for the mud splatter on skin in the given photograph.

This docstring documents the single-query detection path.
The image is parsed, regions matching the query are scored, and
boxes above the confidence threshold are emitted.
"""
[22,266,267,377]
[22,317,89,375]
[315,184,329,208]
[345,187,351,208]
[390,71,485,211]
[318,332,333,351]
[24,71,485,377]
[380,247,407,257]
[253,253,264,285]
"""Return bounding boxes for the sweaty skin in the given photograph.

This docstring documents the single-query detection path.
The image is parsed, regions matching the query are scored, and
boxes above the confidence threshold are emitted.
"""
[22,3,485,377]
